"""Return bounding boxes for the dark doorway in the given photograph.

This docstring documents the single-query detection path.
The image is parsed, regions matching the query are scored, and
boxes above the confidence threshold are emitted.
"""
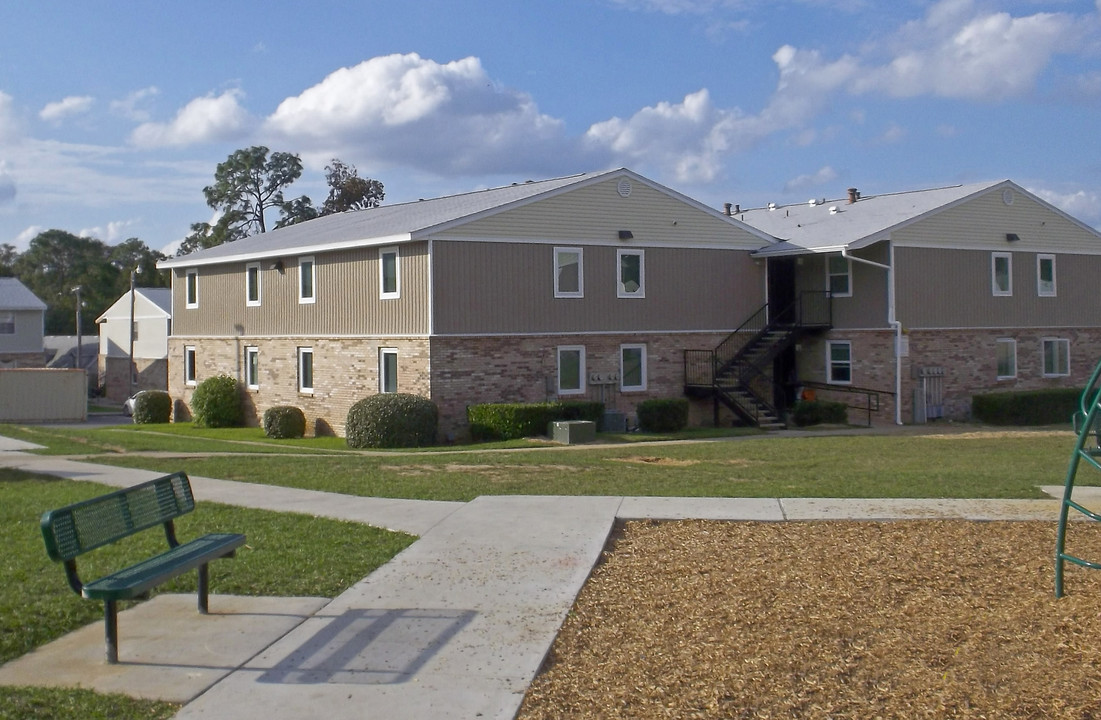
[767,257,797,320]
[767,257,799,413]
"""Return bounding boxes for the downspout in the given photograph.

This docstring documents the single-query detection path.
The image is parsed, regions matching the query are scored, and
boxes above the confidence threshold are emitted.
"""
[841,245,903,425]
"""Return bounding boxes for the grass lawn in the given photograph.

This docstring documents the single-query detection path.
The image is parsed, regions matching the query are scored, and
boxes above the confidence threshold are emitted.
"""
[0,468,416,718]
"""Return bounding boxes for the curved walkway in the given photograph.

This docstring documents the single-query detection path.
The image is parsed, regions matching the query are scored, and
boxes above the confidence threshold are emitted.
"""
[0,436,1074,720]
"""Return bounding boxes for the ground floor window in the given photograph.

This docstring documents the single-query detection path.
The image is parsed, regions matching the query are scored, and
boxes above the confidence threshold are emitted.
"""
[620,344,646,391]
[1043,338,1070,377]
[557,345,585,395]
[244,346,259,389]
[827,340,852,384]
[996,338,1016,379]
[184,346,196,385]
[380,348,398,393]
[298,347,313,393]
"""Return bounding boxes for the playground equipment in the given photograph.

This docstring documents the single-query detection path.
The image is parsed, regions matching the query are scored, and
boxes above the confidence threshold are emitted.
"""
[1055,358,1101,597]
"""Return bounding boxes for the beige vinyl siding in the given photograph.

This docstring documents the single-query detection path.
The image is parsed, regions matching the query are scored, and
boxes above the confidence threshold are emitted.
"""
[431,240,763,334]
[0,309,44,352]
[793,245,890,329]
[896,246,1101,329]
[172,243,430,336]
[434,177,765,250]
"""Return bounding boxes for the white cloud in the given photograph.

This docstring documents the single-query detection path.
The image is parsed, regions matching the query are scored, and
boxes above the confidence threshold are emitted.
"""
[263,54,575,175]
[78,219,138,244]
[0,92,22,142]
[130,89,252,148]
[0,161,14,206]
[1035,187,1101,229]
[39,96,94,124]
[872,123,907,145]
[111,87,159,122]
[784,166,838,193]
[13,225,43,250]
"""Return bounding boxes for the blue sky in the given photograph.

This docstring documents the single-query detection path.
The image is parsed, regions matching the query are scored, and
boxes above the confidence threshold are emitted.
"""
[2,0,1100,255]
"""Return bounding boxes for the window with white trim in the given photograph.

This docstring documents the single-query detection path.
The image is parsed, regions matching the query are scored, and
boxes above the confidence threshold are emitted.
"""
[379,348,398,393]
[185,269,199,308]
[827,256,852,297]
[1043,338,1070,377]
[620,344,647,391]
[298,347,314,393]
[617,249,645,298]
[246,262,261,306]
[554,247,583,298]
[996,338,1016,379]
[184,346,197,386]
[0,313,13,334]
[244,346,259,389]
[299,256,315,303]
[992,252,1012,296]
[827,340,852,384]
[1037,254,1056,297]
[557,345,586,395]
[380,247,399,299]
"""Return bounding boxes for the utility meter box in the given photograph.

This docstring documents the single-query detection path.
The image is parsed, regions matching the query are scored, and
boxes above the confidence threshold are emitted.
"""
[549,420,596,444]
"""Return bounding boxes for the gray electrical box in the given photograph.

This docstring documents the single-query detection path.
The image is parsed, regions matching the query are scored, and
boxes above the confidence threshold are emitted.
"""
[549,420,596,444]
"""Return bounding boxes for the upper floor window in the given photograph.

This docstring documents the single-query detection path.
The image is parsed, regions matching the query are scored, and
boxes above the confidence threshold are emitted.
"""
[185,269,199,308]
[379,348,398,393]
[298,347,314,394]
[992,252,1012,296]
[996,338,1016,380]
[617,249,645,298]
[827,340,852,384]
[827,256,852,297]
[380,247,399,299]
[1043,338,1070,377]
[184,346,197,386]
[246,262,261,306]
[554,247,583,298]
[1037,254,1056,297]
[0,313,13,334]
[557,345,586,395]
[244,346,259,389]
[620,344,647,392]
[299,256,316,303]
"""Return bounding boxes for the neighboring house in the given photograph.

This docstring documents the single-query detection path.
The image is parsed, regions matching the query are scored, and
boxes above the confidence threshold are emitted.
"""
[0,277,47,368]
[734,180,1101,424]
[95,288,172,401]
[158,168,773,438]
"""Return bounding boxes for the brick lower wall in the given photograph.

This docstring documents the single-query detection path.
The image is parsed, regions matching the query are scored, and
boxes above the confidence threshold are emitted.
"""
[0,351,47,369]
[100,356,168,401]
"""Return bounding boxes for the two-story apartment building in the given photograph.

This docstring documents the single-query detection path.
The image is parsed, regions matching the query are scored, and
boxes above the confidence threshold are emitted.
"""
[159,169,772,437]
[95,288,172,401]
[0,277,47,368]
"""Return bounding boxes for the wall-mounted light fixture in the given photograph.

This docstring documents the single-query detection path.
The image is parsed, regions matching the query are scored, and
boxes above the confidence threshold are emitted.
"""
[270,259,285,273]
[618,230,634,240]
[1006,233,1020,243]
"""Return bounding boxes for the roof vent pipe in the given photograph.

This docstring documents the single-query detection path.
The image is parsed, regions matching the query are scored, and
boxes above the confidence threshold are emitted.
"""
[847,187,860,204]
[723,202,732,216]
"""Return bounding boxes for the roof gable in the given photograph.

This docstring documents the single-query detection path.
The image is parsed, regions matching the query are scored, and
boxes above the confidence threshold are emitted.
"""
[0,277,47,311]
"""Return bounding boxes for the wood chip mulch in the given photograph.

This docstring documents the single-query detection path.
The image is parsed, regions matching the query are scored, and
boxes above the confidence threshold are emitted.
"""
[517,520,1101,719]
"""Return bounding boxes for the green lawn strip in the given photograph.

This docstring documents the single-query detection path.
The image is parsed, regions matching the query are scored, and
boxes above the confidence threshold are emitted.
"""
[0,686,178,720]
[1,469,416,665]
[0,423,331,456]
[94,433,1070,501]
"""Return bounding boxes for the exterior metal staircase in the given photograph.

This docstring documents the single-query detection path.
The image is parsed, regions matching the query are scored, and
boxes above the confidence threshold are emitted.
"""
[684,292,832,429]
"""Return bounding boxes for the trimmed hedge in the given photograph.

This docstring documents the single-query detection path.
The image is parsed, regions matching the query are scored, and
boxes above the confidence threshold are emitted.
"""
[971,388,1081,426]
[132,390,171,424]
[636,398,690,433]
[467,401,604,441]
[346,393,438,448]
[263,405,306,439]
[791,399,848,427]
[190,374,242,428]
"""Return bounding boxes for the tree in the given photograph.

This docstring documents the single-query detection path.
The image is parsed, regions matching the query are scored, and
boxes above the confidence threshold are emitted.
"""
[0,243,16,277]
[178,212,247,256]
[109,237,170,292]
[202,146,305,236]
[275,195,319,229]
[13,230,116,334]
[321,159,385,215]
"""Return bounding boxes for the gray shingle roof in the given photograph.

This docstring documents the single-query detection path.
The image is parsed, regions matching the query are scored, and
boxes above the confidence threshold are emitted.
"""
[0,277,47,310]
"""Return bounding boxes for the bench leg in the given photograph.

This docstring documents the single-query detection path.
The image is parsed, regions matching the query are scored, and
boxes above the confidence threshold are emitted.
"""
[197,563,209,614]
[104,600,119,664]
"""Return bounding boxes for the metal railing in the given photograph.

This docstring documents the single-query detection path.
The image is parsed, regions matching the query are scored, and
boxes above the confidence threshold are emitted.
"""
[797,381,888,427]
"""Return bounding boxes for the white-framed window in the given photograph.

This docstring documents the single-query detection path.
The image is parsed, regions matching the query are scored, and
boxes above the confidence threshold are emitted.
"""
[0,313,14,334]
[379,348,398,393]
[992,252,1012,296]
[244,346,259,389]
[1043,338,1070,377]
[827,255,852,297]
[827,340,852,385]
[554,247,584,298]
[1037,254,1056,297]
[620,344,647,392]
[246,262,261,306]
[185,269,199,308]
[557,345,586,395]
[617,249,645,298]
[184,346,197,386]
[298,347,314,394]
[298,256,315,304]
[380,247,399,299]
[996,338,1016,380]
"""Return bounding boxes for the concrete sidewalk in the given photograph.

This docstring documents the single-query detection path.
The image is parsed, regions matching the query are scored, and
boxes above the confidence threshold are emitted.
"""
[0,442,1076,720]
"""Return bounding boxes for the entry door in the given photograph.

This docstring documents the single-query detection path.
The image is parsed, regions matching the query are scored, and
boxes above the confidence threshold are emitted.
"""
[767,257,797,323]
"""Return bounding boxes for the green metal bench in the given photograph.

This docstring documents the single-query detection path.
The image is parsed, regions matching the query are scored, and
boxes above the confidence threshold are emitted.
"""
[40,471,246,663]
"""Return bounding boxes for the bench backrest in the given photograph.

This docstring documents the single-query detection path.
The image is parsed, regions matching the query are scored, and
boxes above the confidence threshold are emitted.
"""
[40,472,196,562]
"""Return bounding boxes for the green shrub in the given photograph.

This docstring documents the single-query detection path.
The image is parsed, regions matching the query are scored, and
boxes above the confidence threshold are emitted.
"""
[971,388,1081,426]
[791,399,848,427]
[467,401,604,441]
[636,398,690,433]
[263,405,306,439]
[346,393,438,448]
[190,374,242,428]
[132,390,171,424]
